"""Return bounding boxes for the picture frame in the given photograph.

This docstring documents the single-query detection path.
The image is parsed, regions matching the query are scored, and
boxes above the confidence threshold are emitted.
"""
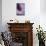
[16,3,25,16]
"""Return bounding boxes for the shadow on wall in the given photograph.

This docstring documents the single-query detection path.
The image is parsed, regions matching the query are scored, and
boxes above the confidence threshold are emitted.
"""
[40,0,46,14]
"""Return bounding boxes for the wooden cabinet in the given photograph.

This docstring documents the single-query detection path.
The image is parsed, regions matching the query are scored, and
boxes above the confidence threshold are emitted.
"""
[7,23,34,46]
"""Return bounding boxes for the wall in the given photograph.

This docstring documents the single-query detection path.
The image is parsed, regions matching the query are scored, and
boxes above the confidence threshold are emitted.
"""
[0,0,2,32]
[40,0,46,31]
[40,0,46,14]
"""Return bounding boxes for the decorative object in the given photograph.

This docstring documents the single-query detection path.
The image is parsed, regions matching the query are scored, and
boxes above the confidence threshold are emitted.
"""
[10,20,13,21]
[8,19,19,23]
[36,25,46,46]
[25,20,30,23]
[16,3,25,15]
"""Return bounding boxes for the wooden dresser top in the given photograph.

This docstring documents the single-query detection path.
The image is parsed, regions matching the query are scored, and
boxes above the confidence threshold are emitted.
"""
[7,23,34,25]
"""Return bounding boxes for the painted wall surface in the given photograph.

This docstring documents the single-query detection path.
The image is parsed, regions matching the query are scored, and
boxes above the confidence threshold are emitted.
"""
[0,0,2,32]
[2,0,46,46]
[40,0,46,14]
[40,0,46,31]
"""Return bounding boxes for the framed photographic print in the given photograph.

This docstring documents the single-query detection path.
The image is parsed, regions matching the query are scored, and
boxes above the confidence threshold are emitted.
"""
[16,3,25,15]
